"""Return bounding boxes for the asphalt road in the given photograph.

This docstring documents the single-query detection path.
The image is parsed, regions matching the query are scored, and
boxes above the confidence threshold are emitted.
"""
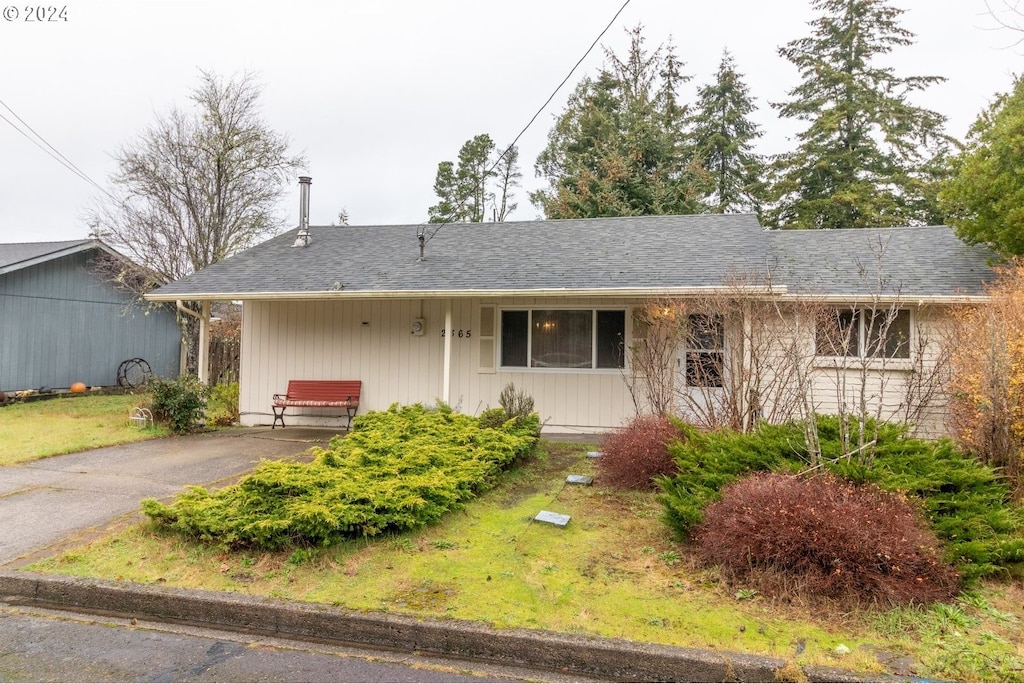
[0,604,574,683]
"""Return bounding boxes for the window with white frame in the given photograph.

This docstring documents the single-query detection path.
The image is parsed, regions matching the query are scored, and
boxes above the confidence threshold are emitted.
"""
[815,308,911,359]
[500,309,625,369]
[685,313,724,387]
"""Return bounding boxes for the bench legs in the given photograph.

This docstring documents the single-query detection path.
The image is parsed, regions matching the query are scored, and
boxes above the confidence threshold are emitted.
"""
[271,405,286,429]
[272,405,355,430]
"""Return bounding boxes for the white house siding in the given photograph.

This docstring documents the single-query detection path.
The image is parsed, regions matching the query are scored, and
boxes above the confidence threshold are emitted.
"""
[773,304,953,438]
[238,298,955,436]
[239,297,640,432]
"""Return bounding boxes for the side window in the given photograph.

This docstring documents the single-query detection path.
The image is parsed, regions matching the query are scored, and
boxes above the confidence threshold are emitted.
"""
[685,314,723,387]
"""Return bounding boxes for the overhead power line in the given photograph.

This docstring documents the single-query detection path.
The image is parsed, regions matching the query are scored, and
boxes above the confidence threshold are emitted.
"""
[0,97,117,202]
[421,0,633,246]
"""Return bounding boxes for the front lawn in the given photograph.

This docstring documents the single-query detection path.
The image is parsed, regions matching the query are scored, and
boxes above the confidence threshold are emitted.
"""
[0,393,167,465]
[30,433,1024,681]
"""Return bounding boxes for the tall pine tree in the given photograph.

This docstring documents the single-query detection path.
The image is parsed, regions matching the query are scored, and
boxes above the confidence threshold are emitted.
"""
[767,0,950,229]
[532,25,710,219]
[427,135,521,223]
[690,49,765,214]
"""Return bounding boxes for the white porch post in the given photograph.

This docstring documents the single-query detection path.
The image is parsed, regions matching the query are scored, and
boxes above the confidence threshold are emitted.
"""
[198,300,211,384]
[442,300,453,404]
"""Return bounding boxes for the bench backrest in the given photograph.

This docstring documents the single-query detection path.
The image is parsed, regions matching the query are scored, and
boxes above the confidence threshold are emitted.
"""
[286,380,361,402]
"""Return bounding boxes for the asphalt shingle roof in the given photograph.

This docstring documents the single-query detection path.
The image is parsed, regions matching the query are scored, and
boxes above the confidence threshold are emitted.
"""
[0,240,92,272]
[148,215,997,301]
[766,226,995,298]
[151,214,772,298]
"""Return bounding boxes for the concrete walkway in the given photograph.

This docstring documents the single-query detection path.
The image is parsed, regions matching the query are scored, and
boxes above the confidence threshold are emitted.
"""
[0,427,334,567]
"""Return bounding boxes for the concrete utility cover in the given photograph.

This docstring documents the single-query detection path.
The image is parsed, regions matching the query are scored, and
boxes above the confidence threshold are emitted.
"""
[586,451,603,458]
[566,475,593,485]
[534,510,570,527]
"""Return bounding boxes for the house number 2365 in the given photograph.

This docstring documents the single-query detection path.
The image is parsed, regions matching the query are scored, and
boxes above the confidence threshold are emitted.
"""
[440,329,471,338]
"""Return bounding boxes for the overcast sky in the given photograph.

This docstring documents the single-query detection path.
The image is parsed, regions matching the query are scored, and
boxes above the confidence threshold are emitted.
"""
[1,0,1020,244]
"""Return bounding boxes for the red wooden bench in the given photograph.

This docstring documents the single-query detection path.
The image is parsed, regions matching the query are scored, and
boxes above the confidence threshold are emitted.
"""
[272,380,361,430]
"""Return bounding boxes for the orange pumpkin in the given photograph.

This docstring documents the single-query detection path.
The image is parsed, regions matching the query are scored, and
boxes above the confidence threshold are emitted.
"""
[70,382,87,393]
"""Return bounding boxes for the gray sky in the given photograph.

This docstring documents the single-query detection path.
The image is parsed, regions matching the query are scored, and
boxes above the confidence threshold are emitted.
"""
[1,0,1019,243]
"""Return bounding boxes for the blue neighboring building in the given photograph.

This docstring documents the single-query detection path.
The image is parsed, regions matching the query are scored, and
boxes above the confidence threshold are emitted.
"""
[0,239,181,392]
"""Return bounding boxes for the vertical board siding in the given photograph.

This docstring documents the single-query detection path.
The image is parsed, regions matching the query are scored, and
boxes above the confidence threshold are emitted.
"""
[0,251,180,391]
[237,297,956,435]
[239,296,637,431]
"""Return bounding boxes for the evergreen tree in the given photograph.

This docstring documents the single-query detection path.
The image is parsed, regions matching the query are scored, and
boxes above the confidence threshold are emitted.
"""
[942,77,1024,256]
[427,134,521,223]
[690,49,765,213]
[532,25,710,219]
[767,0,951,229]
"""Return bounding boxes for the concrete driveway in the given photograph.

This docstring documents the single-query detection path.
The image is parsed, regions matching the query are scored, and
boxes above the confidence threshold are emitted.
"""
[0,428,336,567]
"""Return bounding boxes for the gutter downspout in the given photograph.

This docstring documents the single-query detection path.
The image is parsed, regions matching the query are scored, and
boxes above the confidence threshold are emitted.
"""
[176,299,211,384]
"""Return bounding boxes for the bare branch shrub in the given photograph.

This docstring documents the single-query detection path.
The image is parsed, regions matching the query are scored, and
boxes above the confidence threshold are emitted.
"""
[625,299,685,417]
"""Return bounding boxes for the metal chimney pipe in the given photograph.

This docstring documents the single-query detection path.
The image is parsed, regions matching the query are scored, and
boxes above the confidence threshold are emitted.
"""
[293,176,312,248]
[298,176,312,231]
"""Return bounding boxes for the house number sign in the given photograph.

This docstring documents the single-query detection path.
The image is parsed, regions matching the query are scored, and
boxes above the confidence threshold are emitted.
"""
[440,329,472,338]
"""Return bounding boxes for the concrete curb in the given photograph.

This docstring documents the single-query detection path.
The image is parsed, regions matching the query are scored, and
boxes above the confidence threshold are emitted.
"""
[0,570,883,682]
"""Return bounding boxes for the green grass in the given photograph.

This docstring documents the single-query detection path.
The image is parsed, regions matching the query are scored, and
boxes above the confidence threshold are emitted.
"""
[0,393,168,465]
[29,441,1024,681]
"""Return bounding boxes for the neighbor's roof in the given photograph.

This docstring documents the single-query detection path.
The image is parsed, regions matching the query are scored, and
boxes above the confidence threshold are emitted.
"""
[0,239,120,276]
[146,215,998,303]
[148,214,774,300]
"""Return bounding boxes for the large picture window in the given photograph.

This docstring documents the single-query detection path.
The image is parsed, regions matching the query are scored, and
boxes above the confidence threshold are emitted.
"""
[815,308,911,359]
[500,309,625,369]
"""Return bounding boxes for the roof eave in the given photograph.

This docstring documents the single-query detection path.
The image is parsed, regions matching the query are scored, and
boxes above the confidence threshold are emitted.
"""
[0,240,121,276]
[145,285,784,302]
[774,293,989,305]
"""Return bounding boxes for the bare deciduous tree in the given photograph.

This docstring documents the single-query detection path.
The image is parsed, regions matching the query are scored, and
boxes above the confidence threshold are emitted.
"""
[88,70,306,288]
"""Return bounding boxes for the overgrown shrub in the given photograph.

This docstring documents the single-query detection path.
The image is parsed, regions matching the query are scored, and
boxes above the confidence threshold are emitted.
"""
[694,472,960,606]
[659,416,1024,583]
[499,382,534,421]
[658,421,801,534]
[206,382,239,426]
[478,407,509,429]
[148,375,208,433]
[142,403,539,549]
[598,415,682,490]
[479,383,540,435]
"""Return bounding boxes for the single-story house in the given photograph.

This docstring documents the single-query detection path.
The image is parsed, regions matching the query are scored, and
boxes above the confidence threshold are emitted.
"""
[0,239,181,393]
[146,180,994,435]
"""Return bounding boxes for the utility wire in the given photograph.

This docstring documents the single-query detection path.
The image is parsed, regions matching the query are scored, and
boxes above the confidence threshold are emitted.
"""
[421,0,633,246]
[0,98,118,203]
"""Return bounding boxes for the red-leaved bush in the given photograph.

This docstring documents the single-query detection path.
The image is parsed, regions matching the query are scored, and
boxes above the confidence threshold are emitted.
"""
[694,472,959,605]
[597,415,681,490]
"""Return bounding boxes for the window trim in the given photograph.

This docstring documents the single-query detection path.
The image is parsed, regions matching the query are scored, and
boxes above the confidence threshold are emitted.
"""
[684,313,725,388]
[814,306,914,367]
[497,306,627,373]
